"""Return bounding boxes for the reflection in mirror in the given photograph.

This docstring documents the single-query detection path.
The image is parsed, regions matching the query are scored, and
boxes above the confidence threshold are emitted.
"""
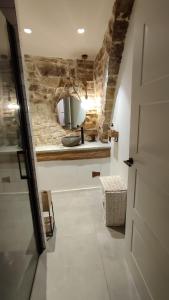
[0,11,21,148]
[0,10,39,300]
[56,95,86,129]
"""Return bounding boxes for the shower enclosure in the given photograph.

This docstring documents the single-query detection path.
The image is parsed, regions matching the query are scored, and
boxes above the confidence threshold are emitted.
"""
[0,4,44,300]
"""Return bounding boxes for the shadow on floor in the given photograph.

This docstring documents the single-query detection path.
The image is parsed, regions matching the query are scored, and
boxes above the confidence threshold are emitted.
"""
[31,226,57,299]
[107,225,125,239]
[46,226,57,253]
[30,251,47,300]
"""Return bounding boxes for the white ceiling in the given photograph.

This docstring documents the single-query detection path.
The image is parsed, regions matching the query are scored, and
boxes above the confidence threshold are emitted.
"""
[15,0,115,59]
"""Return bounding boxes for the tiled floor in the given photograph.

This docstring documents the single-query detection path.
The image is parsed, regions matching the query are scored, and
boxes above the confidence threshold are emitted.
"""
[31,188,141,300]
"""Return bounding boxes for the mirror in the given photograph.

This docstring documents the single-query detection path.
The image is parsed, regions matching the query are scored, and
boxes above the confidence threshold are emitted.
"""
[56,95,86,129]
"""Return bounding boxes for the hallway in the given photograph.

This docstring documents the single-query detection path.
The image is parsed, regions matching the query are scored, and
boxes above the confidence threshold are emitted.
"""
[32,188,140,300]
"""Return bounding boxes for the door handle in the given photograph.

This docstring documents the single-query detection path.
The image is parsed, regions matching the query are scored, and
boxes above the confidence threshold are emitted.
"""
[124,157,134,167]
[17,150,28,179]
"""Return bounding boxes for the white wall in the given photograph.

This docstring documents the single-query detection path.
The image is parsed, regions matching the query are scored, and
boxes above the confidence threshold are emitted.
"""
[37,157,111,192]
[111,15,134,186]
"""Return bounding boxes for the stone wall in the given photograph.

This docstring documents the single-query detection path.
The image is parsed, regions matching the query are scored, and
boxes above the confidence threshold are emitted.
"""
[24,0,134,146]
[94,0,134,140]
[25,55,99,146]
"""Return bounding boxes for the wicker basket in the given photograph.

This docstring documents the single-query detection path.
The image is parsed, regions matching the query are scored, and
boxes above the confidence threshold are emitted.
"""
[100,176,127,226]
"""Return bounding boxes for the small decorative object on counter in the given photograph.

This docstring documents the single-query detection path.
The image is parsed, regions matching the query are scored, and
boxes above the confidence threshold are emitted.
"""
[85,129,98,142]
[99,124,109,143]
[108,129,119,142]
[41,190,55,237]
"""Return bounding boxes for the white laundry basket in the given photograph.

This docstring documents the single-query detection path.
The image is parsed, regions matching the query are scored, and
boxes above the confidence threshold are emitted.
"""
[100,176,127,226]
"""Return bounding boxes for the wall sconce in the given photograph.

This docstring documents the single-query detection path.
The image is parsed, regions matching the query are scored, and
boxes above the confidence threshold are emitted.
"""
[7,103,19,111]
[81,97,101,111]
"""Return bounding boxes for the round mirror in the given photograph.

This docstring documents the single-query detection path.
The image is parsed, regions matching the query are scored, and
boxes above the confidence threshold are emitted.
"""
[56,95,86,129]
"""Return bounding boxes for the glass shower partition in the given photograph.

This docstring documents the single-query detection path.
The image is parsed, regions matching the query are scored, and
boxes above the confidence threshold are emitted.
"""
[0,8,43,300]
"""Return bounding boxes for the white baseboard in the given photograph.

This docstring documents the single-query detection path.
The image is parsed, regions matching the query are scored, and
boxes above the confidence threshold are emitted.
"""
[52,186,101,194]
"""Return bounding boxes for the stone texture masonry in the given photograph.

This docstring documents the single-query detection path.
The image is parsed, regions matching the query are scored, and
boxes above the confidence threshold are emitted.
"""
[94,0,134,140]
[25,0,134,146]
[25,56,98,146]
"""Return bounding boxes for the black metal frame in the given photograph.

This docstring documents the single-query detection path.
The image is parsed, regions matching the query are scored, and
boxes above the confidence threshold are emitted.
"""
[7,21,45,254]
[0,5,45,254]
[17,150,28,179]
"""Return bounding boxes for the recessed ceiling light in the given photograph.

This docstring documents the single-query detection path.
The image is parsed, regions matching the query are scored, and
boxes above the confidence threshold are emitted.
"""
[77,28,85,34]
[24,28,32,34]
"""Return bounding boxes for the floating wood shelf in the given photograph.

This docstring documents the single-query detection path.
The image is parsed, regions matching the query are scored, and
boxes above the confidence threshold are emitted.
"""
[36,147,110,162]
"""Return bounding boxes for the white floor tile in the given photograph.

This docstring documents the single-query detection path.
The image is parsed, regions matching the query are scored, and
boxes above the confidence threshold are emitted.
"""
[32,188,140,300]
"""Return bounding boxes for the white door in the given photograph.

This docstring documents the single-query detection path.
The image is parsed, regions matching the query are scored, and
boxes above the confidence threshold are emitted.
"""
[126,1,169,300]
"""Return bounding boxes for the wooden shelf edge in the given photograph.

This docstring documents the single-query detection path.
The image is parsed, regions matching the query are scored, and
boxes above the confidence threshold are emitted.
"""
[36,148,111,162]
